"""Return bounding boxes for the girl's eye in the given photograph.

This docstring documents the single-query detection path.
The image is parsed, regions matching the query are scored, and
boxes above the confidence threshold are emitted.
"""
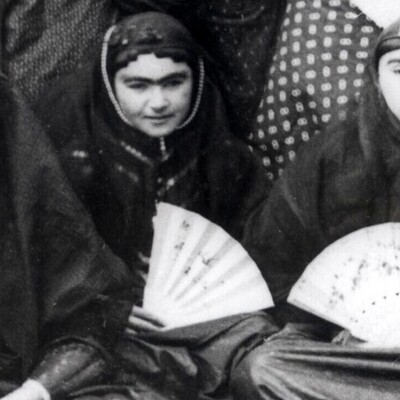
[163,79,184,88]
[127,82,148,90]
[389,63,400,74]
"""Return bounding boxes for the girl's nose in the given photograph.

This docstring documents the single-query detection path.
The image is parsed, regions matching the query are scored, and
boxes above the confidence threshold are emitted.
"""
[149,87,170,111]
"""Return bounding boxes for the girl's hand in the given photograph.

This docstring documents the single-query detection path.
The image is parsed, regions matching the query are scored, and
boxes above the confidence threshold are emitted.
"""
[125,305,166,335]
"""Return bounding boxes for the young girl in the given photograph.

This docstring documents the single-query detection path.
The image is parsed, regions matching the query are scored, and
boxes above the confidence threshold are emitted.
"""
[231,16,400,400]
[36,12,277,400]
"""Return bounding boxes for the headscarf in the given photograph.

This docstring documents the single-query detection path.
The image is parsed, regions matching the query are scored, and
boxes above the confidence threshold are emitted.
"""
[362,15,400,123]
[106,12,199,75]
[357,16,400,176]
[101,12,205,132]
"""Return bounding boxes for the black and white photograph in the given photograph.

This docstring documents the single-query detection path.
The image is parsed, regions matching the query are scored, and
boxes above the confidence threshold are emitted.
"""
[0,1,400,399]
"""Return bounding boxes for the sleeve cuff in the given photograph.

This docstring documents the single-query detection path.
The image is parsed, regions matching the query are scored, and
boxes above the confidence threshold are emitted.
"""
[21,380,51,400]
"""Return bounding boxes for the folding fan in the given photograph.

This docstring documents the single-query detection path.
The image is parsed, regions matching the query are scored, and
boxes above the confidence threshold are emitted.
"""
[142,202,274,329]
[288,223,400,347]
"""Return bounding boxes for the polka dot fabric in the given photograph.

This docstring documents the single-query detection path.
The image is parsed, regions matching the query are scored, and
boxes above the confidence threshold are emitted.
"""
[248,0,381,181]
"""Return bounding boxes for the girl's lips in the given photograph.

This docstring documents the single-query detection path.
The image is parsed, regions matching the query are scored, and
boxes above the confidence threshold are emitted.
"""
[145,115,173,121]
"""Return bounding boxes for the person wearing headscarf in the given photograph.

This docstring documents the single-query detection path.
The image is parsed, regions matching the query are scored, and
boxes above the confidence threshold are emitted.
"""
[0,74,132,400]
[229,16,400,400]
[36,12,277,400]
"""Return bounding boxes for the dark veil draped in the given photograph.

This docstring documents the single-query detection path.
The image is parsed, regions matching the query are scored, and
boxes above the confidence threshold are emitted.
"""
[0,74,130,380]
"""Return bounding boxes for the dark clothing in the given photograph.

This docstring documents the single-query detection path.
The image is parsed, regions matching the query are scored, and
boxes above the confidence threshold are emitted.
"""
[3,0,115,102]
[195,0,285,136]
[231,323,400,400]
[72,313,279,400]
[0,74,131,396]
[236,67,400,398]
[35,13,272,397]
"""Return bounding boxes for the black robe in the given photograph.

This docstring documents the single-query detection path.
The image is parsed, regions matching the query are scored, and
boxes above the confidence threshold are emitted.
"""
[0,74,131,397]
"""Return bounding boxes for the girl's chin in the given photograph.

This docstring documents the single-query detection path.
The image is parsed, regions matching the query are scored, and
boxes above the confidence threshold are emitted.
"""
[140,122,181,138]
[141,127,176,138]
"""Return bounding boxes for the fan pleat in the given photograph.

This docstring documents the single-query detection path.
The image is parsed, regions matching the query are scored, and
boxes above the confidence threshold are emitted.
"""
[165,223,223,297]
[170,236,237,302]
[176,257,258,308]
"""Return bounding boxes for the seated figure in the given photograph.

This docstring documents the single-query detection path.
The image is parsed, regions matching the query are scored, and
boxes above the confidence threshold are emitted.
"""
[36,12,278,400]
[231,15,400,400]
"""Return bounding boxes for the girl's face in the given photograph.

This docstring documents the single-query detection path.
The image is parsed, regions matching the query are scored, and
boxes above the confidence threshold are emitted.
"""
[114,53,193,137]
[379,48,400,120]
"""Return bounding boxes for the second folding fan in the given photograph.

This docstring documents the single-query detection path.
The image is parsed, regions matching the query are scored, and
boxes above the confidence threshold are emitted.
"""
[288,223,400,346]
